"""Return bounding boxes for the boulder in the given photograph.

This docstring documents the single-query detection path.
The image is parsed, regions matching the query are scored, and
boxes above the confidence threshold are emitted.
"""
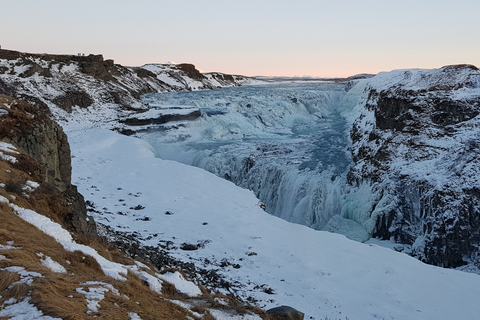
[266,306,304,320]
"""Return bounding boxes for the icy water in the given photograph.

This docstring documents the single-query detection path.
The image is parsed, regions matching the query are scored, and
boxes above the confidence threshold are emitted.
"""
[139,82,357,233]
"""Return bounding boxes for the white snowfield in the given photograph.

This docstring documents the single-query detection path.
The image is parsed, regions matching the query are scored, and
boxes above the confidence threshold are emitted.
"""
[68,128,480,320]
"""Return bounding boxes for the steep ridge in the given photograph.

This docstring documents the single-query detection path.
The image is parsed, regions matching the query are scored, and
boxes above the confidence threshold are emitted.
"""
[345,65,480,268]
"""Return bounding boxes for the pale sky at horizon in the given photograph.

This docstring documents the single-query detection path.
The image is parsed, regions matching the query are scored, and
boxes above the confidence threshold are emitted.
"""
[1,0,479,77]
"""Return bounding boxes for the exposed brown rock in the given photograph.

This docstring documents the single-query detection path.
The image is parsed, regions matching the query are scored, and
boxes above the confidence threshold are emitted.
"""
[176,63,206,81]
[0,94,95,236]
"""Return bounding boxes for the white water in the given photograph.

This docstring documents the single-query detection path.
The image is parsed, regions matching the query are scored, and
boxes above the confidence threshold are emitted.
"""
[138,83,368,239]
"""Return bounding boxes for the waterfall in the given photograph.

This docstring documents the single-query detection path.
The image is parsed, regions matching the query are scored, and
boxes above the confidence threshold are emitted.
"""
[139,82,364,233]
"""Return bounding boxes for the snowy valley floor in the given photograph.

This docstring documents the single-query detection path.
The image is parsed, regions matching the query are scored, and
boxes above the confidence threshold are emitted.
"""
[68,128,480,320]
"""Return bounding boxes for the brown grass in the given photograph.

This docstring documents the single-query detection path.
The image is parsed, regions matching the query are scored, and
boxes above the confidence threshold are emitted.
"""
[0,198,192,319]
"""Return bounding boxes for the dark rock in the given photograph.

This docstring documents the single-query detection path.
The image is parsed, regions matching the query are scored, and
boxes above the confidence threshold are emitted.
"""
[78,54,113,80]
[136,68,157,78]
[20,62,52,78]
[0,78,17,96]
[0,95,72,190]
[120,110,202,126]
[175,63,205,81]
[121,109,201,126]
[0,95,96,237]
[266,306,304,320]
[181,243,198,251]
[53,91,94,112]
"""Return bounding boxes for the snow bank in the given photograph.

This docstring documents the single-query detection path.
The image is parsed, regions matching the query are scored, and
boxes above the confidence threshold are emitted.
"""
[0,141,19,164]
[0,297,61,320]
[40,256,67,274]
[9,202,128,281]
[157,271,201,297]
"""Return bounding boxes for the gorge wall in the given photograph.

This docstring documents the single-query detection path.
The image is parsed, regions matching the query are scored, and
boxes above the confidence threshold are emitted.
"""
[346,65,480,268]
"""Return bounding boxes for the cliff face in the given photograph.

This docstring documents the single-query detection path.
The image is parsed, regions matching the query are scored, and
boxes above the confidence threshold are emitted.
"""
[0,94,95,236]
[346,65,480,268]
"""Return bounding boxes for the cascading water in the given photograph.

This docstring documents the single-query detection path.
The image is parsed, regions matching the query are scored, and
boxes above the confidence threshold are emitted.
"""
[138,82,365,237]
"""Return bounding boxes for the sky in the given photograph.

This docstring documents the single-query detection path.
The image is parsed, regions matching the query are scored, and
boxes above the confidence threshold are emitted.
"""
[1,0,479,77]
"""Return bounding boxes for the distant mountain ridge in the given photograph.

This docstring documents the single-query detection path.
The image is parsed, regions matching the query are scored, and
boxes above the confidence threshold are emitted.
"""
[0,48,261,131]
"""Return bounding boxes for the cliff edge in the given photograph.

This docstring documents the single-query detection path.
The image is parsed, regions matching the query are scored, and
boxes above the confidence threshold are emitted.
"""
[345,65,480,268]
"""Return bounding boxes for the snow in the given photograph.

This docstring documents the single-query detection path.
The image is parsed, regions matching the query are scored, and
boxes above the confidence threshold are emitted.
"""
[1,266,43,287]
[0,141,19,164]
[22,180,40,193]
[157,271,201,297]
[208,309,262,320]
[68,128,480,320]
[76,281,120,314]
[128,312,143,320]
[135,271,163,294]
[0,195,10,203]
[0,297,62,320]
[40,256,67,273]
[9,202,128,281]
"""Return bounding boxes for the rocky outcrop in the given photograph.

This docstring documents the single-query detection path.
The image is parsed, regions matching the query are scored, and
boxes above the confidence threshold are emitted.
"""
[121,109,202,126]
[176,63,206,81]
[0,95,71,189]
[346,65,480,268]
[0,94,95,236]
[266,306,305,320]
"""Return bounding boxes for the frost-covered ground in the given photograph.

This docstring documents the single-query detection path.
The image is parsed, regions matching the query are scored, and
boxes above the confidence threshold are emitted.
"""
[68,128,480,320]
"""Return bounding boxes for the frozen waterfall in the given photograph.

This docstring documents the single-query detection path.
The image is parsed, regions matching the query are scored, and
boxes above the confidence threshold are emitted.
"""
[138,82,368,240]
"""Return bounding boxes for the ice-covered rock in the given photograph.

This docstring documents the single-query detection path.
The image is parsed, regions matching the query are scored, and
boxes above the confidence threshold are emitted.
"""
[345,64,480,268]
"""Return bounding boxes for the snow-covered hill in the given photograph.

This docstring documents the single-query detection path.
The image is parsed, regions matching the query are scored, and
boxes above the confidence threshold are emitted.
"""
[0,48,262,131]
[0,95,266,319]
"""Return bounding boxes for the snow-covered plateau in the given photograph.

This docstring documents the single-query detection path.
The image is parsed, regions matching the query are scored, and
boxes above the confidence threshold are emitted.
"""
[2,48,480,319]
